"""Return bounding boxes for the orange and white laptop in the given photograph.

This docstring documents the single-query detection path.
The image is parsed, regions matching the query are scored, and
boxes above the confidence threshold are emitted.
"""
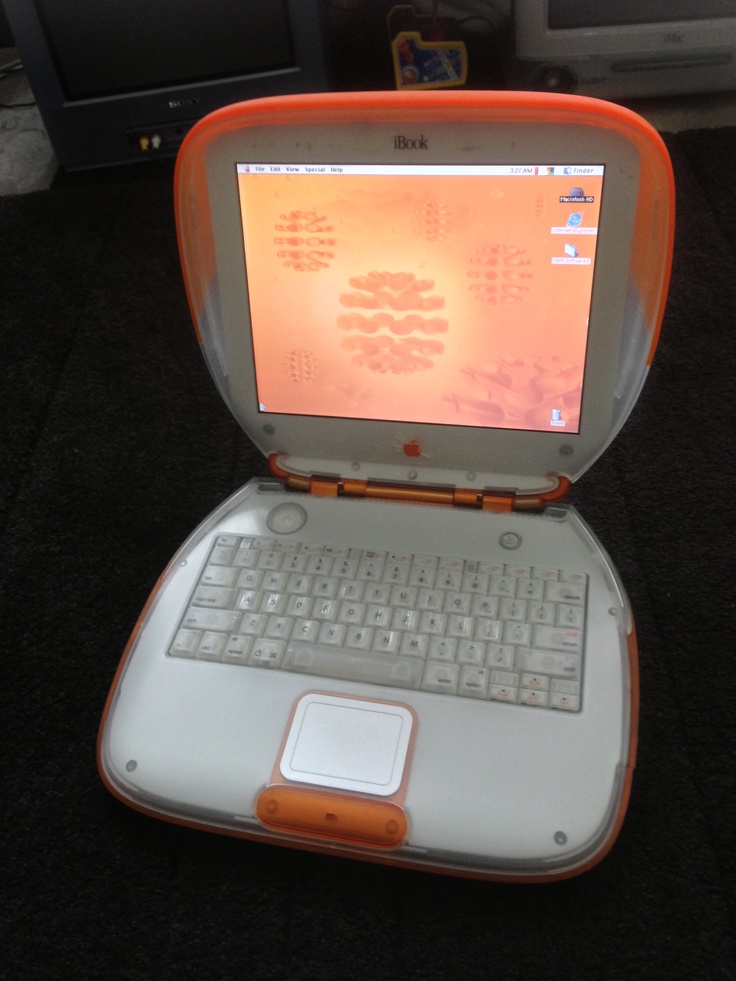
[98,91,674,881]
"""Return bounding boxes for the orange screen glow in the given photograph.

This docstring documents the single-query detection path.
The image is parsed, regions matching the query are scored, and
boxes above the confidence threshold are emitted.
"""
[236,165,604,434]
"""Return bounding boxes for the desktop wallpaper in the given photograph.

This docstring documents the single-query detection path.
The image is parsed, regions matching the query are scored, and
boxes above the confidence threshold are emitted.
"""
[237,167,603,433]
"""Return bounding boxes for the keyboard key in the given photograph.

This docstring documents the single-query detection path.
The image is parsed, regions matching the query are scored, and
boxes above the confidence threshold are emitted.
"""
[318,623,347,646]
[284,643,422,688]
[200,565,239,588]
[293,618,320,643]
[236,589,262,612]
[491,670,519,688]
[170,629,201,658]
[521,673,549,691]
[428,637,457,662]
[447,615,474,639]
[262,572,288,592]
[357,556,384,581]
[462,571,489,594]
[422,661,460,693]
[400,633,429,658]
[504,621,531,646]
[266,617,293,640]
[490,683,518,703]
[333,557,359,579]
[181,607,242,633]
[313,598,339,621]
[520,688,549,706]
[313,577,338,599]
[392,608,419,632]
[459,666,490,697]
[528,601,555,625]
[345,626,373,650]
[391,585,418,609]
[551,678,581,694]
[490,576,516,597]
[486,644,515,668]
[192,585,234,609]
[373,630,400,654]
[260,593,287,616]
[285,594,312,618]
[221,634,253,664]
[282,552,309,573]
[417,588,443,612]
[256,551,282,570]
[339,601,366,625]
[208,538,238,565]
[304,555,330,577]
[545,581,586,604]
[249,639,286,667]
[443,592,472,615]
[240,613,266,636]
[237,569,263,590]
[556,604,585,628]
[233,545,259,569]
[457,640,485,666]
[382,558,410,585]
[196,631,228,661]
[338,580,364,601]
[550,691,580,711]
[420,611,446,635]
[365,584,391,605]
[532,625,583,653]
[517,648,582,681]
[475,619,503,642]
[471,595,498,618]
[515,578,543,600]
[409,565,436,588]
[438,568,463,591]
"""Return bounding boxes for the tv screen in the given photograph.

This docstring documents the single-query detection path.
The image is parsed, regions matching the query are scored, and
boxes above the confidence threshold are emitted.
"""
[3,0,328,169]
[33,0,296,99]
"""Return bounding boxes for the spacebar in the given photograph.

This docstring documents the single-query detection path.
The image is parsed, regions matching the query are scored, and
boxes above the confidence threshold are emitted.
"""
[283,643,423,689]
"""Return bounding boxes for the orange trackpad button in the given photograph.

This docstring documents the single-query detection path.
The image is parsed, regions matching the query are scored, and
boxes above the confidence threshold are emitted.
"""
[256,785,407,849]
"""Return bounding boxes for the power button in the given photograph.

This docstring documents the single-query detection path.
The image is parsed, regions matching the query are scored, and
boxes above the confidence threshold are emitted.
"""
[267,502,308,535]
[499,531,522,550]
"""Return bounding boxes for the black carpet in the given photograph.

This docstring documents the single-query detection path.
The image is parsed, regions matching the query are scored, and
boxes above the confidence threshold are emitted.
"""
[2,127,735,981]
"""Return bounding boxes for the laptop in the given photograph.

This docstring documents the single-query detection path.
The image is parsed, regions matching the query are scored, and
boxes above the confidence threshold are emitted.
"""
[98,91,674,881]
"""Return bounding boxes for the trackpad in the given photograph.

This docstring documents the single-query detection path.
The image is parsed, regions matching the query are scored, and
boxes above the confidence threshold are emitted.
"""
[279,693,415,797]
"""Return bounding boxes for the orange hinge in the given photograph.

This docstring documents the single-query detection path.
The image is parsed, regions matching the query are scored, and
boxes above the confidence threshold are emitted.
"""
[310,477,340,497]
[268,455,570,512]
[480,493,515,512]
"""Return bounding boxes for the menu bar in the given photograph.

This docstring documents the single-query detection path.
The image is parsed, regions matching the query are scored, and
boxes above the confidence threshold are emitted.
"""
[236,163,605,177]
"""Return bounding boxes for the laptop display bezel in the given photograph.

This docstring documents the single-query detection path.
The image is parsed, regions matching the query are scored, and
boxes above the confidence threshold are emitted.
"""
[179,102,657,494]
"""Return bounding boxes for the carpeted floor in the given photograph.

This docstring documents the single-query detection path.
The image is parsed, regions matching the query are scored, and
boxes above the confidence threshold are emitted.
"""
[1,126,735,980]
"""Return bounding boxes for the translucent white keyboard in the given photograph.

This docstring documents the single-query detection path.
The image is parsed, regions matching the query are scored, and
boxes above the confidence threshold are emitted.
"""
[169,535,587,711]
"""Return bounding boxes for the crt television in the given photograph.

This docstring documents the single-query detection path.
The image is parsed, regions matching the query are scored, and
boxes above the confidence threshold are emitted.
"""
[1,0,329,170]
[513,0,736,99]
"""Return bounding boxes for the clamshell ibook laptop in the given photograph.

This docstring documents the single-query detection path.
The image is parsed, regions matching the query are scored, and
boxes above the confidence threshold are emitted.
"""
[98,91,674,881]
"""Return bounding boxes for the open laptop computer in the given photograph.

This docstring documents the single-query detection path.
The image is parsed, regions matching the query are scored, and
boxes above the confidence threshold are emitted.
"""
[98,91,674,881]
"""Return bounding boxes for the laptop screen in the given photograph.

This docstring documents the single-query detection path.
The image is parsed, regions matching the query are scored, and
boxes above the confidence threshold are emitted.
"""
[235,162,604,436]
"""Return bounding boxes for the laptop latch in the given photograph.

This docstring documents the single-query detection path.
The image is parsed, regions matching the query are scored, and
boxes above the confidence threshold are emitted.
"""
[268,455,570,512]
